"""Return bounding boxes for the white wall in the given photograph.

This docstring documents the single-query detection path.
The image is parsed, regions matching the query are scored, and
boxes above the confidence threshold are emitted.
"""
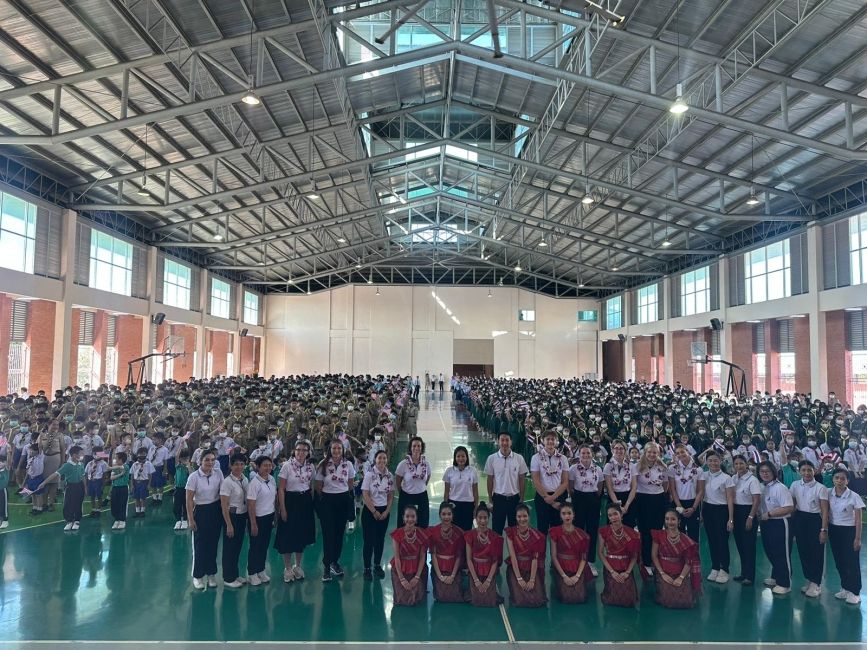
[264,285,600,379]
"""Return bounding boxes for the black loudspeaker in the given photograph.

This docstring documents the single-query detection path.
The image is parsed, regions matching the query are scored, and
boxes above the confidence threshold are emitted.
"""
[151,312,166,326]
[710,318,723,331]
[240,328,249,337]
[618,334,627,343]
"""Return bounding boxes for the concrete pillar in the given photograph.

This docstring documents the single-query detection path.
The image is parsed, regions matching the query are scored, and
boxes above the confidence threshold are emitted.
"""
[806,224,827,398]
[825,310,848,399]
[662,279,673,386]
[116,315,145,388]
[92,309,108,384]
[671,330,693,390]
[69,308,81,386]
[730,322,754,395]
[231,331,241,376]
[0,294,11,391]
[52,209,76,392]
[794,316,812,395]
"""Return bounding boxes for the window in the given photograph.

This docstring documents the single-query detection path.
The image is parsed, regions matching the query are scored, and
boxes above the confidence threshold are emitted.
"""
[779,352,796,394]
[754,353,767,394]
[851,351,867,408]
[89,230,133,296]
[7,342,29,394]
[744,240,790,304]
[680,266,710,316]
[163,259,191,309]
[518,309,535,322]
[105,346,118,386]
[578,310,598,322]
[851,213,867,286]
[0,192,37,274]
[637,284,659,324]
[243,291,259,324]
[211,278,231,319]
[76,346,100,388]
[606,296,622,329]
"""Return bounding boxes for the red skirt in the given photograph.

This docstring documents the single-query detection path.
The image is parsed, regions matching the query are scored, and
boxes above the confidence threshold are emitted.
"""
[506,564,548,608]
[552,569,588,604]
[601,569,638,607]
[432,572,466,603]
[469,573,503,607]
[654,573,695,609]
[391,565,428,606]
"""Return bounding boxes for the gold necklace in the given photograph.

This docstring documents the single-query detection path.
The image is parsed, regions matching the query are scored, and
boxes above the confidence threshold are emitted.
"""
[667,531,681,545]
[611,526,625,540]
[477,530,490,545]
[517,527,531,542]
[405,528,417,544]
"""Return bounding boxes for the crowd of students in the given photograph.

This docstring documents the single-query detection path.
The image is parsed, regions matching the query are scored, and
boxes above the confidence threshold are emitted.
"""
[0,374,864,610]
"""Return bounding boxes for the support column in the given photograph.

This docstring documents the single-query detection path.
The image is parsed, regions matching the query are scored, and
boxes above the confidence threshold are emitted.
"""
[662,279,673,386]
[52,209,76,392]
[825,310,847,399]
[794,316,812,395]
[730,322,754,395]
[0,294,11,391]
[806,224,827,398]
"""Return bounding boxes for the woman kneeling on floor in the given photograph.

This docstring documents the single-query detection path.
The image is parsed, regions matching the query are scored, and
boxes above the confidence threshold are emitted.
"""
[428,501,466,602]
[598,503,640,607]
[505,503,548,607]
[465,501,504,607]
[391,505,429,606]
[549,503,593,603]
[651,509,702,608]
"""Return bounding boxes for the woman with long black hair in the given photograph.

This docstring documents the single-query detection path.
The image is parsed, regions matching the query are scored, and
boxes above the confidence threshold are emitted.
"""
[361,449,395,580]
[246,455,277,586]
[624,442,669,575]
[396,436,431,528]
[443,445,478,532]
[731,455,761,586]
[185,449,223,591]
[276,440,315,583]
[315,439,356,582]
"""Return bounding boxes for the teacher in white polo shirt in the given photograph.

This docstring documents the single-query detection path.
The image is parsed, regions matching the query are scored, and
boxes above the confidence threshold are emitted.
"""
[530,431,569,536]
[484,432,528,535]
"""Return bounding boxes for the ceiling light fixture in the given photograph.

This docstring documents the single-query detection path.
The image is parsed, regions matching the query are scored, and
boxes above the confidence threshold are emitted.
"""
[375,287,380,296]
[487,288,492,298]
[514,265,522,272]
[242,2,260,105]
[213,233,223,241]
[660,239,672,247]
[242,79,260,106]
[611,266,619,271]
[337,236,346,243]
[137,180,149,196]
[538,241,547,247]
[581,194,594,205]
[137,123,150,196]
[746,191,760,206]
[308,192,320,200]
[670,83,688,114]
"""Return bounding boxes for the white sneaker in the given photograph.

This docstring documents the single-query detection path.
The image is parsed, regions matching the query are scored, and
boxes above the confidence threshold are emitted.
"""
[346,521,355,533]
[258,571,271,584]
[283,568,295,583]
[772,585,791,595]
[237,576,247,585]
[835,589,852,600]
[846,593,861,605]
[181,520,189,529]
[63,522,73,531]
[248,574,262,586]
[707,569,719,582]
[0,520,8,529]
[71,521,80,531]
[763,578,777,587]
[111,521,120,530]
[715,570,729,584]
[119,521,126,529]
[800,582,810,594]
[805,584,821,598]
[192,577,206,590]
[292,565,305,580]
[207,575,218,588]
[173,521,182,530]
[589,564,599,578]
[224,579,245,589]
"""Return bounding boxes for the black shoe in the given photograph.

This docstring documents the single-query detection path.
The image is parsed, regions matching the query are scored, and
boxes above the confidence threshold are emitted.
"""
[30,508,39,516]
[322,570,333,583]
[363,568,373,581]
[330,563,344,577]
[742,579,754,587]
[374,565,386,579]
[733,575,745,582]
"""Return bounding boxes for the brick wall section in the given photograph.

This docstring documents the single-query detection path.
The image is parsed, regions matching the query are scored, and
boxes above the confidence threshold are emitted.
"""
[68,308,81,387]
[602,340,624,382]
[793,316,812,394]
[671,331,695,390]
[654,335,665,384]
[26,300,56,394]
[632,336,652,382]
[115,315,144,388]
[209,330,229,377]
[0,293,11,392]
[170,324,197,381]
[825,310,847,401]
[240,336,259,376]
[730,322,754,395]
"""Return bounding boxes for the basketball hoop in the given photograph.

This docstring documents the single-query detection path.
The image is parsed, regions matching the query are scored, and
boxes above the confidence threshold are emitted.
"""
[164,335,185,356]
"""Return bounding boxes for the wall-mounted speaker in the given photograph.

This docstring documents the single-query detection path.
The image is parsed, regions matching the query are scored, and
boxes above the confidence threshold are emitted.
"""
[240,328,249,337]
[618,334,627,343]
[151,312,166,326]
[710,318,723,331]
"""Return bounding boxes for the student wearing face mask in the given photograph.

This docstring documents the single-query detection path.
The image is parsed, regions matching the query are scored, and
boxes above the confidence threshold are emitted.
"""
[843,436,866,494]
[789,460,829,598]
[213,427,236,476]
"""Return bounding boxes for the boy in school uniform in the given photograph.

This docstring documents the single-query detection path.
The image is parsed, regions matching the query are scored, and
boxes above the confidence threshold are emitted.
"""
[130,449,154,518]
[39,445,86,531]
[84,449,109,517]
[150,434,170,505]
[109,452,129,530]
[24,442,45,515]
[173,449,192,530]
[0,453,9,528]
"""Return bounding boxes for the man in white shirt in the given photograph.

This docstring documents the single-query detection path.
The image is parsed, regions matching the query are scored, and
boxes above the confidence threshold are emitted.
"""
[530,431,569,535]
[484,432,528,534]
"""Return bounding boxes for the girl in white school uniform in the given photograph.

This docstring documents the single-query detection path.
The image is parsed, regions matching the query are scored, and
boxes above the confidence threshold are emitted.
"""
[828,468,864,605]
[275,440,315,583]
[361,449,395,580]
[185,449,224,591]
[442,445,479,533]
[220,453,248,589]
[246,455,277,586]
[757,461,795,595]
[790,460,829,598]
[315,439,356,582]
[699,451,735,584]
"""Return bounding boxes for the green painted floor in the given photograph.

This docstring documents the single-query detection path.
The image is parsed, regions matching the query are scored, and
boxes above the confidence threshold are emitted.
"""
[0,392,865,644]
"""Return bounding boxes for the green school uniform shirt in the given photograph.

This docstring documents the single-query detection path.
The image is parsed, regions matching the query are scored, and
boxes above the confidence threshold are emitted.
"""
[0,466,9,490]
[57,462,85,484]
[111,465,129,487]
[175,464,190,488]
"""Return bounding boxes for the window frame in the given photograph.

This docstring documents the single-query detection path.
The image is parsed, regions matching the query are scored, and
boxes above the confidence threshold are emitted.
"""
[89,229,133,296]
[577,310,598,322]
[163,258,192,310]
[210,278,232,319]
[744,240,791,304]
[850,212,867,286]
[605,296,622,330]
[243,291,259,325]
[680,266,710,316]
[518,309,536,322]
[637,284,659,324]
[0,191,37,275]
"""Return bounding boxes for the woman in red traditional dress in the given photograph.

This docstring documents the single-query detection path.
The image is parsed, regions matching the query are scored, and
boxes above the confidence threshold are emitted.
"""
[598,503,640,607]
[651,509,702,608]
[549,503,592,603]
[428,501,465,602]
[464,501,504,607]
[505,503,548,607]
[390,505,429,606]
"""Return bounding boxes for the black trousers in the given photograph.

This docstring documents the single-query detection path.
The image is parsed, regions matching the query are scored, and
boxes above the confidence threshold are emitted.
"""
[110,485,128,521]
[793,510,824,585]
[318,491,351,568]
[0,487,6,520]
[732,504,757,581]
[63,481,85,523]
[247,513,274,575]
[173,486,187,521]
[760,517,793,588]
[703,503,731,572]
[362,505,389,568]
[573,491,602,559]
[398,490,430,528]
[534,492,565,536]
[614,491,637,528]
[829,524,862,594]
[192,501,222,579]
[222,511,247,582]
[452,500,475,533]
[677,498,701,542]
[491,493,520,535]
[635,492,666,567]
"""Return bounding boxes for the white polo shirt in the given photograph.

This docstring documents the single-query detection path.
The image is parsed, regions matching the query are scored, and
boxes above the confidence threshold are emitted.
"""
[279,458,314,492]
[530,451,569,493]
[668,461,701,500]
[635,464,667,495]
[247,473,277,516]
[361,469,395,507]
[219,473,249,514]
[316,459,356,494]
[603,459,632,493]
[829,487,865,526]
[569,461,603,493]
[185,468,224,505]
[395,456,431,495]
[733,472,762,506]
[790,479,829,514]
[761,480,793,518]
[701,470,735,506]
[443,465,479,502]
[484,450,528,497]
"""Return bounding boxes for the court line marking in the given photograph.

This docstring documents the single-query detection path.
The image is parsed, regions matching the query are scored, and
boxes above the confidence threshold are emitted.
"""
[498,603,517,644]
[0,642,862,647]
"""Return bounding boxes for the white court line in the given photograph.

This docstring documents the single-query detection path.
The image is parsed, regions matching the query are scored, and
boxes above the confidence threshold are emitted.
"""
[0,642,862,647]
[498,603,517,644]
